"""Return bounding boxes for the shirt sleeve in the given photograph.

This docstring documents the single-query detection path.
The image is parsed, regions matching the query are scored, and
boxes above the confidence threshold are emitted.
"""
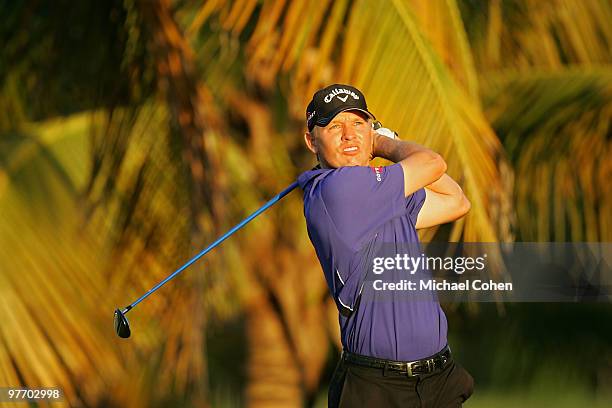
[406,187,426,226]
[319,163,406,248]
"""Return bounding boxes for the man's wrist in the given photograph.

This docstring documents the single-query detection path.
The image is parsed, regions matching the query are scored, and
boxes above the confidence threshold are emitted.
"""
[373,133,401,161]
[372,122,400,160]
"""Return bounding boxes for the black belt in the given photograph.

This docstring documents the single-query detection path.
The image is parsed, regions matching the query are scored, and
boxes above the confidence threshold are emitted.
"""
[342,346,451,377]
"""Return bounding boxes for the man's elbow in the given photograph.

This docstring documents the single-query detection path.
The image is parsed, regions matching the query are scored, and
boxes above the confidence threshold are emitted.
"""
[456,194,471,218]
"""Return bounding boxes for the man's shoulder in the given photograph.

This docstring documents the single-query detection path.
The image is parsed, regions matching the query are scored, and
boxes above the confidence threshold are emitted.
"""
[298,168,330,191]
[321,164,402,192]
[299,166,366,199]
[300,164,403,206]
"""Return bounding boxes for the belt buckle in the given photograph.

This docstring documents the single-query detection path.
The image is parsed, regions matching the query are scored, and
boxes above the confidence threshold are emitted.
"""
[406,361,414,377]
[426,358,434,373]
[406,358,433,377]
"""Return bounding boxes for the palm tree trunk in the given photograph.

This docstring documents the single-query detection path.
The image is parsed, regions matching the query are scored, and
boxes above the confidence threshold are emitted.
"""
[135,1,226,405]
[137,0,225,232]
[244,284,304,408]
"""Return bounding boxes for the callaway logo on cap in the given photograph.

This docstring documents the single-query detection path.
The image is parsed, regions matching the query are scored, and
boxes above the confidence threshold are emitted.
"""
[306,84,375,131]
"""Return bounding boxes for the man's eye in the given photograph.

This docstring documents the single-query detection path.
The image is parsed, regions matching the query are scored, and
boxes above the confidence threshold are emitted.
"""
[330,124,341,129]
[354,121,364,126]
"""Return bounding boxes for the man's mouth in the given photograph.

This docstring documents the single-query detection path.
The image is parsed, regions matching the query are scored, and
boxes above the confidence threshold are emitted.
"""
[342,146,359,155]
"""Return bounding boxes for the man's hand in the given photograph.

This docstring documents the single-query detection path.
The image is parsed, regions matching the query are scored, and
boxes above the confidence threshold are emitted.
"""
[373,121,398,139]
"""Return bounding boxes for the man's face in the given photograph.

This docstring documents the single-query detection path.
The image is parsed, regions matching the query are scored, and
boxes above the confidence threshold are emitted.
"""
[304,110,375,168]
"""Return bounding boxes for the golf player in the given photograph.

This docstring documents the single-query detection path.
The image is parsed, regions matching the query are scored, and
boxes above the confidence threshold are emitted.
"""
[298,84,474,407]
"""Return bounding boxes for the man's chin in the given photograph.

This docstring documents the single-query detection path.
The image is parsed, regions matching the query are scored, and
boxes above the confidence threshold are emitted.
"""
[342,158,368,167]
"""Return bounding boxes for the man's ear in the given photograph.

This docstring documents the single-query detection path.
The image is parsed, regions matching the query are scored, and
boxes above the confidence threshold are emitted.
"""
[304,130,317,154]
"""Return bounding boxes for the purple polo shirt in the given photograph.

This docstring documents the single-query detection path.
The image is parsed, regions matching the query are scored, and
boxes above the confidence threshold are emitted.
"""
[298,163,448,361]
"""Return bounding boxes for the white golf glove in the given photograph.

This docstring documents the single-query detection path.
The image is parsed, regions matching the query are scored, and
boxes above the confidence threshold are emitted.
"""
[372,120,398,139]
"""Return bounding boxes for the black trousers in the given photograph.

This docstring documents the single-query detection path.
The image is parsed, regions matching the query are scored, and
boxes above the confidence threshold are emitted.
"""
[328,355,474,408]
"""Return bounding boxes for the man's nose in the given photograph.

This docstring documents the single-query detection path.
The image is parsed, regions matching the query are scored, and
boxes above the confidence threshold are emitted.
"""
[341,125,357,140]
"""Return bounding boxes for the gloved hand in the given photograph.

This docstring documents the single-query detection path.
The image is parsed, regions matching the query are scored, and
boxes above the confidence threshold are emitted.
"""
[372,120,398,139]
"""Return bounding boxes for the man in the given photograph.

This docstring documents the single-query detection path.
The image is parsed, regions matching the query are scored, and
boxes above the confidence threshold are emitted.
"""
[297,84,474,407]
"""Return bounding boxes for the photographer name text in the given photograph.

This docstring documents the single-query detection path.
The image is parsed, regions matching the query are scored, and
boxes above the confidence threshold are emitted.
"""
[372,279,513,292]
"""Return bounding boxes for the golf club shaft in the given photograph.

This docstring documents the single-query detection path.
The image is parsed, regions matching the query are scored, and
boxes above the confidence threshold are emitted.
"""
[122,181,299,313]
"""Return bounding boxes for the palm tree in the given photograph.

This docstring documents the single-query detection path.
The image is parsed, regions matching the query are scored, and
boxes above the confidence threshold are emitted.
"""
[1,0,609,407]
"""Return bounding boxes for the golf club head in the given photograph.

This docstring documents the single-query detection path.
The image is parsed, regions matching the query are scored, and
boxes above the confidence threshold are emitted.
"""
[114,308,131,338]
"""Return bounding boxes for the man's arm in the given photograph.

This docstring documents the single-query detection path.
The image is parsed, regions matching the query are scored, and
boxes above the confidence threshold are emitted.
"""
[373,133,447,196]
[372,132,470,228]
[415,174,471,229]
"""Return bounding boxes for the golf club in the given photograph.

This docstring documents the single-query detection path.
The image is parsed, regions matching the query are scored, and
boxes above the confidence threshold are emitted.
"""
[114,179,301,338]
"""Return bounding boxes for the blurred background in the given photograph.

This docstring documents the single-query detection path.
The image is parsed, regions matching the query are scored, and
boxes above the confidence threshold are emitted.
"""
[0,0,610,407]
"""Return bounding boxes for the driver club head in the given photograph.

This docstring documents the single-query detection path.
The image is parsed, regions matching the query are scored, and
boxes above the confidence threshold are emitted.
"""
[114,308,131,338]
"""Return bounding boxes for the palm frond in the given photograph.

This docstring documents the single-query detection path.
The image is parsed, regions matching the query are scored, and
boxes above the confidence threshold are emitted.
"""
[408,0,480,101]
[461,0,612,75]
[484,68,612,241]
[0,119,131,406]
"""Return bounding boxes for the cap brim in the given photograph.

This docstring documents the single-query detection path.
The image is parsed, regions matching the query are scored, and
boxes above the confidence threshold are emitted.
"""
[315,107,375,127]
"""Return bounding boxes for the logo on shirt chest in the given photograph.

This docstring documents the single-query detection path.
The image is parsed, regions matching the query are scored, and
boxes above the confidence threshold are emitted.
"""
[371,166,383,182]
